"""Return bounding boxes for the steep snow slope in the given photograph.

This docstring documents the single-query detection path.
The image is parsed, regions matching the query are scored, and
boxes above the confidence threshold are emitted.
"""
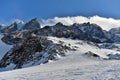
[0,35,12,59]
[0,37,120,80]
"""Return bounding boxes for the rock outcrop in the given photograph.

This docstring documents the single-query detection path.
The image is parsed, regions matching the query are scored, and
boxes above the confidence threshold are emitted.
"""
[0,35,71,69]
[23,18,41,30]
[1,22,17,33]
[109,27,120,34]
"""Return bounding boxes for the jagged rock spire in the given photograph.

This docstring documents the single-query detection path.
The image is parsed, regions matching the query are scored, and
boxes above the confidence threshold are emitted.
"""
[23,18,41,30]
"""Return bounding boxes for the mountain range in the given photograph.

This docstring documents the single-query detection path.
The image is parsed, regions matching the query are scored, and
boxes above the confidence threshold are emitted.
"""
[0,18,120,72]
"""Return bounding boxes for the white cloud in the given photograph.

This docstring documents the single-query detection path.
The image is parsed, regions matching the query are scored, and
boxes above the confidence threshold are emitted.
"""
[41,16,120,31]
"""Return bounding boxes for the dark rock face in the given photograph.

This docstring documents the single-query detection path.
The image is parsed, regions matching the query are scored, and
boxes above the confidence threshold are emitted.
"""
[84,51,100,57]
[23,18,41,30]
[98,43,120,51]
[0,36,43,68]
[1,35,22,45]
[109,27,120,34]
[107,54,120,60]
[1,32,23,45]
[1,22,17,33]
[71,23,106,42]
[79,24,105,39]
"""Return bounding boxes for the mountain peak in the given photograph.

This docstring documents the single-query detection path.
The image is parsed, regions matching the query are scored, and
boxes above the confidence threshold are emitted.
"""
[30,18,38,22]
[55,22,64,26]
[23,18,41,30]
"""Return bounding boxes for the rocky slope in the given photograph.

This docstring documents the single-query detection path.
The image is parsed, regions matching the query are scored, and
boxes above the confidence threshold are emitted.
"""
[0,35,72,69]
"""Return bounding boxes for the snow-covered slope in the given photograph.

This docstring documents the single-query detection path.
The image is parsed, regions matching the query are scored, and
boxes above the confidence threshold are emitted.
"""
[48,37,120,59]
[0,35,12,59]
[0,37,120,80]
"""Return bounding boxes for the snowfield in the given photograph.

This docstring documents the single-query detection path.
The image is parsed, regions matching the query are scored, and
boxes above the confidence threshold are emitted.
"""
[0,37,120,80]
[0,35,12,60]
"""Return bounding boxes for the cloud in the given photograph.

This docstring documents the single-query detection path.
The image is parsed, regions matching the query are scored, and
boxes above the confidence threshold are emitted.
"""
[41,16,120,31]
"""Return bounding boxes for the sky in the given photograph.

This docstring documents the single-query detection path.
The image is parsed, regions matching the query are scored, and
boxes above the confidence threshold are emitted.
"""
[0,0,120,24]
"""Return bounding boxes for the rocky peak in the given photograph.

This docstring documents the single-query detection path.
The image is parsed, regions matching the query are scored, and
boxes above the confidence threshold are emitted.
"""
[1,22,17,33]
[55,22,64,26]
[72,23,81,26]
[82,22,90,26]
[23,18,41,30]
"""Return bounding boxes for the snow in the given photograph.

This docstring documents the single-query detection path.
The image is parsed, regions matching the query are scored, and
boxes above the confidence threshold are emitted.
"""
[0,50,120,80]
[0,37,120,80]
[0,63,16,72]
[48,37,120,59]
[0,35,12,60]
